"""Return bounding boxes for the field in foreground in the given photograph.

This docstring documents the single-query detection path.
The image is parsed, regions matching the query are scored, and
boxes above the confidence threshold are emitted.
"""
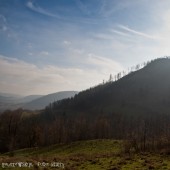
[0,139,170,170]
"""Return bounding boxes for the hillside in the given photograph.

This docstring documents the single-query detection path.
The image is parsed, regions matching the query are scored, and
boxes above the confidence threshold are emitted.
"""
[0,94,22,112]
[18,95,44,103]
[34,58,170,151]
[0,91,78,112]
[47,58,170,115]
[0,94,43,112]
[23,91,78,110]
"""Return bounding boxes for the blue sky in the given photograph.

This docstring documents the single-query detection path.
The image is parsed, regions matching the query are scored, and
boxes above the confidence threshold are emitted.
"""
[0,0,170,95]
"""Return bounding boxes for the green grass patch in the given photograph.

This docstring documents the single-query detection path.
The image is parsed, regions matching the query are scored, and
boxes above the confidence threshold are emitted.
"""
[0,139,170,170]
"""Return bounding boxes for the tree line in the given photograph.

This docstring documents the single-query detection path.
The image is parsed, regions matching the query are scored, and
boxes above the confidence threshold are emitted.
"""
[0,108,170,154]
[106,56,170,83]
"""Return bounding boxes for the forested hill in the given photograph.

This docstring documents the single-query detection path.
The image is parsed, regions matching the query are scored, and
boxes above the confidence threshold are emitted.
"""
[45,57,170,116]
[1,57,170,152]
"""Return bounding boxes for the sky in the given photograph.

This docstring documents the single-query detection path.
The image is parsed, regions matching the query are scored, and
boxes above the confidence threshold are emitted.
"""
[0,0,170,95]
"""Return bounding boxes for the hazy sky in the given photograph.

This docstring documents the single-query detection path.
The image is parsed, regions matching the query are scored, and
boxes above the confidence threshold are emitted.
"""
[0,0,170,95]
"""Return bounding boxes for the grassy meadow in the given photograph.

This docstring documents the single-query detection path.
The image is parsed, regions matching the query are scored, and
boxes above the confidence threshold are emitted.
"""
[0,139,170,170]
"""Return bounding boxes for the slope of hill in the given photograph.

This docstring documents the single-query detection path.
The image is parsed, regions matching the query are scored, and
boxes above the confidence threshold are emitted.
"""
[0,91,78,112]
[18,95,44,103]
[23,91,78,110]
[0,92,22,98]
[0,94,43,112]
[48,58,170,115]
[0,93,23,112]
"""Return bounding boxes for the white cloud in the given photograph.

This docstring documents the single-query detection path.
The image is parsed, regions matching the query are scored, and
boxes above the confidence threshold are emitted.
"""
[28,52,33,56]
[0,55,124,95]
[0,14,7,32]
[87,53,123,74]
[63,40,71,45]
[75,0,91,15]
[26,1,98,25]
[26,1,61,19]
[93,33,114,40]
[0,14,6,22]
[117,24,160,40]
[111,29,130,37]
[100,0,143,17]
[40,51,49,56]
[2,26,7,31]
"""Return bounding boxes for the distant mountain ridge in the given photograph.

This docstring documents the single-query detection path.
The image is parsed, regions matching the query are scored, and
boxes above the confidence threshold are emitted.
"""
[19,95,44,103]
[0,92,22,98]
[22,91,78,110]
[0,91,78,112]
